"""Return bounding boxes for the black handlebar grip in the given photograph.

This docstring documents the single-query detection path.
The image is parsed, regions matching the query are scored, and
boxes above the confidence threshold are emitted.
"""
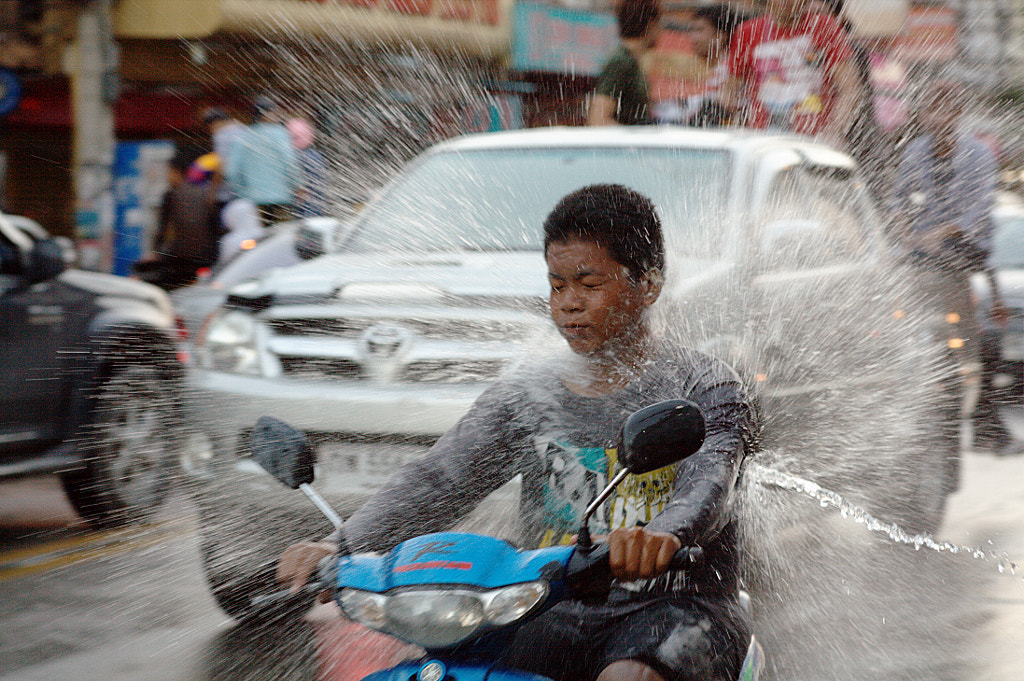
[667,545,703,571]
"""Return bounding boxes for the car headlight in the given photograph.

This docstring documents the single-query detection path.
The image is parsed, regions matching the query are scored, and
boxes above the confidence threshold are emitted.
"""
[339,582,549,648]
[199,309,261,375]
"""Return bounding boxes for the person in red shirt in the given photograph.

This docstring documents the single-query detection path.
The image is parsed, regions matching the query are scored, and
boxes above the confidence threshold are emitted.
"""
[722,0,859,147]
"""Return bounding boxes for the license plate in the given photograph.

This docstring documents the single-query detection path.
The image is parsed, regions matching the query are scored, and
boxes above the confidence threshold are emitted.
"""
[316,441,430,494]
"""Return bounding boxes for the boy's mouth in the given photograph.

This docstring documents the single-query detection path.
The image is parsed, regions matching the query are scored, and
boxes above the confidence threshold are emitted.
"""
[561,322,590,334]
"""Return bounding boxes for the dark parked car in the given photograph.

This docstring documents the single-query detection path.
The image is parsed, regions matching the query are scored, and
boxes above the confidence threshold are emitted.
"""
[0,212,184,528]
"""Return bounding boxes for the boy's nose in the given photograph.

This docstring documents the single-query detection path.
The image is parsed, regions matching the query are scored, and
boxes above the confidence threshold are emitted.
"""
[558,290,584,312]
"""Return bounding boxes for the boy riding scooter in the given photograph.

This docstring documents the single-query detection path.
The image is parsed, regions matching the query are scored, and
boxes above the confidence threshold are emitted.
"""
[279,184,758,681]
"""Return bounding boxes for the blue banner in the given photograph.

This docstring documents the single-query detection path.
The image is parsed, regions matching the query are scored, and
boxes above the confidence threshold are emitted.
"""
[0,70,21,117]
[511,3,617,76]
[112,140,174,276]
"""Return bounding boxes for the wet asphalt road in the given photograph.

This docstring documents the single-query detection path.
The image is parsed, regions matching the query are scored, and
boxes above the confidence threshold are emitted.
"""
[0,409,1022,681]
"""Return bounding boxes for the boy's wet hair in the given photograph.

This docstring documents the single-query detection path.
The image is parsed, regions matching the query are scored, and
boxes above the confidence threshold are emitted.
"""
[617,0,661,39]
[543,184,665,282]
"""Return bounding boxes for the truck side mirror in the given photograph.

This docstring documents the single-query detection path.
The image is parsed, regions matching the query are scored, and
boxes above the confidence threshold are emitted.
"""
[26,238,70,284]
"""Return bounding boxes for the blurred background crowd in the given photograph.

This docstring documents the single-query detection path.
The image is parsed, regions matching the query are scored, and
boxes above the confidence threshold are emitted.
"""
[1,0,1021,262]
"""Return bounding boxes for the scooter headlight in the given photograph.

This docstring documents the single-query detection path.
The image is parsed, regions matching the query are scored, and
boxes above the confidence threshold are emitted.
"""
[386,590,484,648]
[339,582,549,648]
[338,589,387,630]
[481,581,549,626]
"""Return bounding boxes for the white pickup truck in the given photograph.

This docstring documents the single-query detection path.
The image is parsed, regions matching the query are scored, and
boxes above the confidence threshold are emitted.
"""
[184,126,950,619]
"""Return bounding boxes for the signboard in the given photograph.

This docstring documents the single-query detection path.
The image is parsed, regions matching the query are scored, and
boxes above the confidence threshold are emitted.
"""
[843,0,908,38]
[112,140,174,277]
[0,70,21,117]
[893,4,959,62]
[116,0,507,57]
[462,94,523,132]
[511,2,617,75]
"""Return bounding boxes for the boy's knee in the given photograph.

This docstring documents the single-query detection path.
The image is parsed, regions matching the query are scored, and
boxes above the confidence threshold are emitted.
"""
[596,659,667,681]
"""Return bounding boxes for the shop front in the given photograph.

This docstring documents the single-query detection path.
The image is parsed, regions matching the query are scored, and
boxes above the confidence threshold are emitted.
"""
[2,0,522,264]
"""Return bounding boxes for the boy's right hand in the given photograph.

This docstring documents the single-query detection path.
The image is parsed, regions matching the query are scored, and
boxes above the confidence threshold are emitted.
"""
[277,540,338,594]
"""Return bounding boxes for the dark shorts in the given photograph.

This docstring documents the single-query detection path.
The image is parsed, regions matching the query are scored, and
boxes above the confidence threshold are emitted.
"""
[498,589,751,681]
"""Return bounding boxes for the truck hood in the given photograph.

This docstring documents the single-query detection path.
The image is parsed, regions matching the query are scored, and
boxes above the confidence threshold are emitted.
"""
[60,269,173,316]
[229,251,552,300]
[227,250,727,304]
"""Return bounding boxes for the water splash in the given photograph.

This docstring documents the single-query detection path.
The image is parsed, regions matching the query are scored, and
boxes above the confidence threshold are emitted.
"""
[153,15,1023,681]
[750,461,1020,577]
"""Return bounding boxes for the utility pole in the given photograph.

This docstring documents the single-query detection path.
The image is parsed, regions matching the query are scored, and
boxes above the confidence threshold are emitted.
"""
[68,0,117,271]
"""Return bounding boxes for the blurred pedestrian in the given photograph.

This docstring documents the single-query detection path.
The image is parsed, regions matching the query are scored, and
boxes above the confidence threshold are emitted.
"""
[226,95,299,227]
[891,80,1018,456]
[134,152,220,290]
[805,0,887,192]
[217,198,264,266]
[201,107,246,208]
[653,3,744,127]
[587,0,662,126]
[722,0,859,148]
[286,117,330,218]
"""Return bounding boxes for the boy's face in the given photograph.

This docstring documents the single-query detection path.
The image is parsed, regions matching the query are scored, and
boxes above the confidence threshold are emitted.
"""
[546,238,654,357]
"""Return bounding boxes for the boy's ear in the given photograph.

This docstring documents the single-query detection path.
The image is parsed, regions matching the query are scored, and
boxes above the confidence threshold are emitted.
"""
[641,269,663,304]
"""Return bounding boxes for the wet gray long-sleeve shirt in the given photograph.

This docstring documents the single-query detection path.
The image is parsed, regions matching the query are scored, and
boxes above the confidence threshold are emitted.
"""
[343,343,755,597]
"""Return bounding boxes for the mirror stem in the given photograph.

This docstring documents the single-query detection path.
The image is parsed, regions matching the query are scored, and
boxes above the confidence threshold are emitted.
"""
[300,483,352,555]
[299,482,344,530]
[576,468,630,552]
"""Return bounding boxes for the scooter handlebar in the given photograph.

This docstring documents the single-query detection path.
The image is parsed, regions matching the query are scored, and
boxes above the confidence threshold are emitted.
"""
[667,545,704,571]
[248,582,322,611]
[564,542,703,600]
[248,554,335,614]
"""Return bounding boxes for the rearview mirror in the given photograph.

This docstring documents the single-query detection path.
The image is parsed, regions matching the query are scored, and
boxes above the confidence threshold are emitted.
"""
[250,416,315,489]
[26,238,70,284]
[294,225,324,260]
[620,400,705,474]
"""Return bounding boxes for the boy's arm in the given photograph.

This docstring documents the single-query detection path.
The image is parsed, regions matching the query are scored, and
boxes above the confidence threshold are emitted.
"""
[342,383,522,552]
[643,358,754,547]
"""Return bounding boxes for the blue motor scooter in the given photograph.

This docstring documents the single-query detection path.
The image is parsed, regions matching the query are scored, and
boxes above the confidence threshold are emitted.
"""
[250,400,764,681]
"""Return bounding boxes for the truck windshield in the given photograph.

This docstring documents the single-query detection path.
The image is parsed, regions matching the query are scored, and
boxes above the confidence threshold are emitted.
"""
[344,147,730,258]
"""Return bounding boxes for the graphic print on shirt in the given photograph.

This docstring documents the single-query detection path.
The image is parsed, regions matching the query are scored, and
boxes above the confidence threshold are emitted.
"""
[607,446,676,530]
[533,436,676,548]
[751,33,826,126]
[534,437,608,547]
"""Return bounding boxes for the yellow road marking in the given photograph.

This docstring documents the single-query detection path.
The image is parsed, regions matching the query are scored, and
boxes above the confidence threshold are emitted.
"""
[0,516,193,582]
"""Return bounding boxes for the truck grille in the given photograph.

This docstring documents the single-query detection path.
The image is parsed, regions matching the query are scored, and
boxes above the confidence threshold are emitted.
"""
[268,317,531,341]
[264,308,548,386]
[278,357,506,383]
[279,357,362,379]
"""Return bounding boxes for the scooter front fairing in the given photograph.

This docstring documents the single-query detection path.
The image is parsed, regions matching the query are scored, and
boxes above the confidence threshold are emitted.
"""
[335,533,576,650]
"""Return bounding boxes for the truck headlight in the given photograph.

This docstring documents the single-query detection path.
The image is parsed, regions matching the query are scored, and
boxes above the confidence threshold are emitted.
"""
[339,582,548,649]
[200,310,261,375]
